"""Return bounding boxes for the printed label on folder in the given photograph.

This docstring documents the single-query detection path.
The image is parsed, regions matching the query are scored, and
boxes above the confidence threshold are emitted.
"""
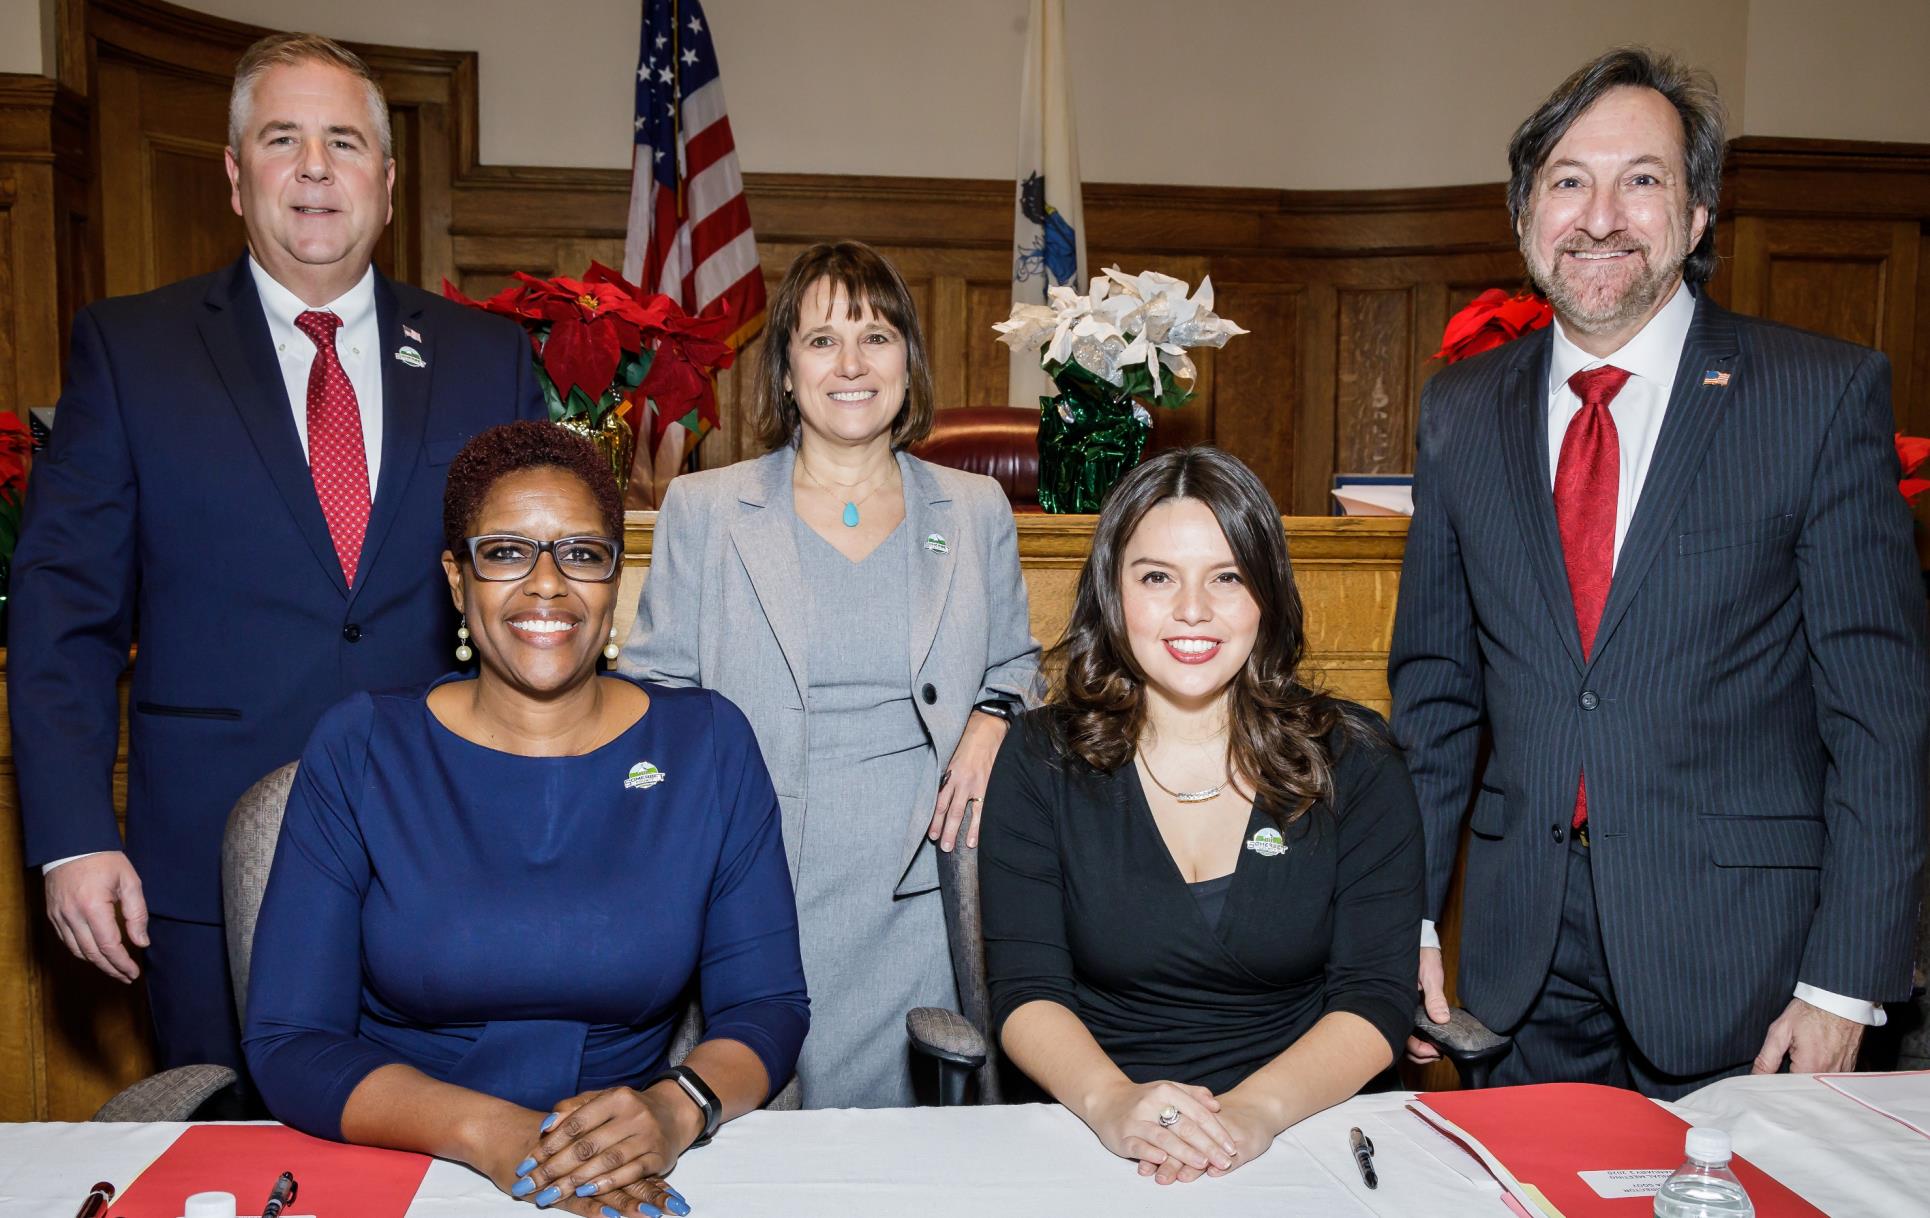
[1578,1168,1673,1198]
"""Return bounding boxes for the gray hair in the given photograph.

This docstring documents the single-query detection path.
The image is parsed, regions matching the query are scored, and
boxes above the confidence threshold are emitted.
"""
[1507,47,1726,285]
[228,32,393,161]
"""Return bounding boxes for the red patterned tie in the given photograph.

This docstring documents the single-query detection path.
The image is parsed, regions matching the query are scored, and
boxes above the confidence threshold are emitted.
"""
[295,309,371,586]
[1555,364,1630,833]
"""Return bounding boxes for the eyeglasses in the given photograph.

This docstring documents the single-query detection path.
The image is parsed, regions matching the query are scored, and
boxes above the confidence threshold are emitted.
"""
[462,534,620,582]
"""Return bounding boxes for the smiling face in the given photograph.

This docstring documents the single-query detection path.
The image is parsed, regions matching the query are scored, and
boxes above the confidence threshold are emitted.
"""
[1520,85,1706,349]
[442,466,616,698]
[225,59,394,305]
[1118,497,1262,713]
[781,277,909,448]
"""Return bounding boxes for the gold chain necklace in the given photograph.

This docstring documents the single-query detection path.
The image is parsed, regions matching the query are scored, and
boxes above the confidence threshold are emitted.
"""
[1136,750,1231,804]
[798,456,894,528]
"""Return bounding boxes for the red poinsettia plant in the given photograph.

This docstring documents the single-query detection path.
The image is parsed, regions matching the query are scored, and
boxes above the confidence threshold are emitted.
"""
[0,412,32,592]
[443,262,736,449]
[1433,288,1556,364]
[1897,433,1930,505]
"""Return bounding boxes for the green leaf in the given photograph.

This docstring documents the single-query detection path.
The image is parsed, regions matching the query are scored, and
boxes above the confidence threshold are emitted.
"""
[536,367,565,422]
[564,384,599,421]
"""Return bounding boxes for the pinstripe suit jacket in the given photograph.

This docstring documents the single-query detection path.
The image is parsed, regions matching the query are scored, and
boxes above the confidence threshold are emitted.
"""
[1389,294,1930,1076]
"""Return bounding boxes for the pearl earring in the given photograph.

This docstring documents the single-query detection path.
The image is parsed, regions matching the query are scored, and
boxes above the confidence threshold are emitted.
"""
[603,626,621,662]
[455,618,473,663]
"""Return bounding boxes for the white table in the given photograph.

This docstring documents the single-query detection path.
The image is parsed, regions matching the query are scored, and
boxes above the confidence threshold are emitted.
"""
[0,1075,1920,1217]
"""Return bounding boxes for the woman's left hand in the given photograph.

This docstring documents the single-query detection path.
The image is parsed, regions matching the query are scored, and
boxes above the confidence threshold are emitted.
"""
[515,1085,699,1213]
[1197,1091,1282,1179]
[930,710,1009,851]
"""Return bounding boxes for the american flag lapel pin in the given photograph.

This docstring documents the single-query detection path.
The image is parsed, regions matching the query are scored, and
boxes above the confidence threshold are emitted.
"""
[402,324,423,343]
[1702,369,1731,387]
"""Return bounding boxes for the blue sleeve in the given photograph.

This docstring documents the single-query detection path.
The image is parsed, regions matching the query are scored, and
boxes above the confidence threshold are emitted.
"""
[7,306,139,864]
[692,692,809,1100]
[242,696,410,1140]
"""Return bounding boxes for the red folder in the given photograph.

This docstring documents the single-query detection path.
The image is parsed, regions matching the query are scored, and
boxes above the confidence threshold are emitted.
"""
[1413,1083,1824,1217]
[112,1125,431,1218]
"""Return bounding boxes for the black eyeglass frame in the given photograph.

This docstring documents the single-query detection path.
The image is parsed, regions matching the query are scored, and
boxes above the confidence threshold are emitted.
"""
[460,533,622,583]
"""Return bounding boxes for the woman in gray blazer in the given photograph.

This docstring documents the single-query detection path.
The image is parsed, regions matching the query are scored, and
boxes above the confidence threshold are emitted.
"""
[622,242,1040,1108]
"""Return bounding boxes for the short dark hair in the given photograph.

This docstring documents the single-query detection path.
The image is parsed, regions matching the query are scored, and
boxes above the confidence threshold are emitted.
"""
[1507,47,1726,285]
[750,242,936,452]
[442,421,624,556]
[1044,446,1352,825]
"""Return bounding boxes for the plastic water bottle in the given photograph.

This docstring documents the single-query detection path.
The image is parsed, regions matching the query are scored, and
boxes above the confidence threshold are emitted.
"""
[1654,1127,1755,1217]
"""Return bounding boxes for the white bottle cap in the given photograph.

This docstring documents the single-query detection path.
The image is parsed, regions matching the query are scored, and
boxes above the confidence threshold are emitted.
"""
[182,1192,237,1218]
[1685,1127,1733,1164]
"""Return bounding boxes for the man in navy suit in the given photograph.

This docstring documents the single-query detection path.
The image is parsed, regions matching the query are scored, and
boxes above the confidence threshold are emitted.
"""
[8,33,542,1078]
[1392,48,1928,1097]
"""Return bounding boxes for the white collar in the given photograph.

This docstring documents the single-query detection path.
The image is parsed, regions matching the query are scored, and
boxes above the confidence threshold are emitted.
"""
[248,255,377,335]
[1548,279,1695,395]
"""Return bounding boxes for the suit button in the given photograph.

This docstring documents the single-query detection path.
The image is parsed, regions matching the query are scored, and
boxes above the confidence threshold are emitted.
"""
[1552,824,1567,844]
[1579,689,1599,711]
[342,624,362,643]
[921,683,938,705]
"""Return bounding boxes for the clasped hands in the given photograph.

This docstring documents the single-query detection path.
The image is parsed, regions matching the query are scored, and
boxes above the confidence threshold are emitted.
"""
[1084,1078,1279,1186]
[483,1084,698,1216]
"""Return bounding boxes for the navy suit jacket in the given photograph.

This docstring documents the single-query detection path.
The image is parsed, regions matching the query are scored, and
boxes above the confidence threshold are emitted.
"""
[8,255,545,921]
[1390,295,1929,1076]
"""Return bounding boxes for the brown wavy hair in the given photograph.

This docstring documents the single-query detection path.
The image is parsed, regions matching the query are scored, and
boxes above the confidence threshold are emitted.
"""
[1045,446,1349,824]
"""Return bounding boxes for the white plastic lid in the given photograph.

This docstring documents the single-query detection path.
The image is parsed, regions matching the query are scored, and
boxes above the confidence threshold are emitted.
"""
[1685,1127,1732,1164]
[182,1192,237,1218]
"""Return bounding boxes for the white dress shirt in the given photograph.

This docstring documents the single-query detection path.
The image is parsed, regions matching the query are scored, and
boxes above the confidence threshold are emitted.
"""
[42,258,386,880]
[1418,283,1882,1028]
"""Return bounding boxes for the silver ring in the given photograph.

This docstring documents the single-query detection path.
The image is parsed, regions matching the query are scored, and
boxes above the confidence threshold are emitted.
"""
[1157,1105,1180,1128]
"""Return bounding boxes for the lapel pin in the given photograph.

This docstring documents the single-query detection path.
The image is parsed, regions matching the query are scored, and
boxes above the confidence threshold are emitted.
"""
[624,760,665,791]
[1245,826,1288,858]
[1702,370,1730,387]
[925,533,948,554]
[393,345,427,369]
[402,324,423,342]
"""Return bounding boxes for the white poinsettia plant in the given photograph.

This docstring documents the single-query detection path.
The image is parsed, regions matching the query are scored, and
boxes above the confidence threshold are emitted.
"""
[994,267,1247,409]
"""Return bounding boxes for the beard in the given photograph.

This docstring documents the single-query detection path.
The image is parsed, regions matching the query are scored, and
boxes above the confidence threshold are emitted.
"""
[1523,215,1691,337]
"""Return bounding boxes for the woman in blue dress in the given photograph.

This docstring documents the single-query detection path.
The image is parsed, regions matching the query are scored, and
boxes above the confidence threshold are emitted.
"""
[244,422,807,1218]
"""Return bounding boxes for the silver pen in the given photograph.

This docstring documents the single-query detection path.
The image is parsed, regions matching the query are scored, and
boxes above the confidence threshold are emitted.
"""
[1349,1127,1378,1190]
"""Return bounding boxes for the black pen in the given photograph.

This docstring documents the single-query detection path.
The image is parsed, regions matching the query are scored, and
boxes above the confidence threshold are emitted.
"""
[73,1181,114,1218]
[261,1170,298,1218]
[1349,1127,1378,1190]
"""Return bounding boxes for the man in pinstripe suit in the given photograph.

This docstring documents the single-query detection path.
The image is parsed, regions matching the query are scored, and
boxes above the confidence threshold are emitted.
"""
[1391,48,1929,1098]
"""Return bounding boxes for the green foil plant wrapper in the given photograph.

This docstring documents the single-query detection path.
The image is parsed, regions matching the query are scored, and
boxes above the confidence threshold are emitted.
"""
[997,267,1246,513]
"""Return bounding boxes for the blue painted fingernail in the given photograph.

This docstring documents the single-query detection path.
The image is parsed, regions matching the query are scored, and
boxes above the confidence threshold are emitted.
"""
[638,1204,663,1218]
[515,1157,536,1176]
[535,1183,563,1206]
[511,1176,535,1198]
[575,1182,598,1197]
[602,1209,623,1218]
[665,1196,690,1216]
[540,1111,560,1132]
[663,1184,686,1205]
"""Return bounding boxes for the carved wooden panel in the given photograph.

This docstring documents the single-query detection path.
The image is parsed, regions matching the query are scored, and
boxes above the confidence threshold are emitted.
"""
[1209,282,1302,506]
[1336,288,1414,475]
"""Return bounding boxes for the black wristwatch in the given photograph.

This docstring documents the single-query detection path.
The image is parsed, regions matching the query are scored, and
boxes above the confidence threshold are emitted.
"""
[646,1064,722,1147]
[972,698,1017,723]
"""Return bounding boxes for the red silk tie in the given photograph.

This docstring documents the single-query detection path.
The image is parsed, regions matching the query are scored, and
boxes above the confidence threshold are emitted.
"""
[295,309,372,587]
[1554,364,1630,832]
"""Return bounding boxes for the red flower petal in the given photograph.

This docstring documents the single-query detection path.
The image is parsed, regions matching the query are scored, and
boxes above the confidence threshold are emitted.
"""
[542,315,623,405]
[1896,433,1930,477]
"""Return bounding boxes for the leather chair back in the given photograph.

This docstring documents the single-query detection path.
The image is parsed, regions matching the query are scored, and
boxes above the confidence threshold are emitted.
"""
[911,407,1041,509]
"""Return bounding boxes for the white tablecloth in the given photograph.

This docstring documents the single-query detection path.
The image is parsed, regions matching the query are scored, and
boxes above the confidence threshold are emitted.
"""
[0,1075,1921,1217]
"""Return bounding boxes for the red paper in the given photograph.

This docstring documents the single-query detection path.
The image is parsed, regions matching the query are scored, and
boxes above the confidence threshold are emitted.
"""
[1415,1083,1824,1217]
[112,1125,430,1218]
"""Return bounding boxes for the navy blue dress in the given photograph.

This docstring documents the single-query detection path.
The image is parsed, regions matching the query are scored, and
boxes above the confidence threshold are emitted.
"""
[243,676,809,1140]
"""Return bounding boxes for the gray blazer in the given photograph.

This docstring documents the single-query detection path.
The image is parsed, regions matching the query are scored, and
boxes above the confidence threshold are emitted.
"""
[621,445,1042,887]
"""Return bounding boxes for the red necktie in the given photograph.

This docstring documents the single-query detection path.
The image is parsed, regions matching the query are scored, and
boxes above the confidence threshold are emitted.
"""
[295,310,372,587]
[1554,364,1630,832]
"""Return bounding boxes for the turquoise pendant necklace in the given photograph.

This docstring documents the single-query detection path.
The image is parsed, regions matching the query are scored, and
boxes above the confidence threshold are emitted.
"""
[800,457,891,528]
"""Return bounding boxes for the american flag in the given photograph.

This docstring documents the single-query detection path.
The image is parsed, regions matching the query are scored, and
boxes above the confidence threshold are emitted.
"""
[624,0,764,361]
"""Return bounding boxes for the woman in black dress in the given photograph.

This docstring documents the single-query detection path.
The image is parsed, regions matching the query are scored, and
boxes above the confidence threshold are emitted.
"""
[981,446,1423,1186]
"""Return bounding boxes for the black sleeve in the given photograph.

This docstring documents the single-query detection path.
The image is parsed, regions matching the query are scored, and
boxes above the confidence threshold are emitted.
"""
[980,713,1077,1041]
[1320,721,1426,1057]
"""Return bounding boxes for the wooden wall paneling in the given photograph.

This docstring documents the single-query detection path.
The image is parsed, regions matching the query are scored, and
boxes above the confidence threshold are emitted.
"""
[1335,287,1415,475]
[1293,282,1340,516]
[1208,282,1304,507]
[1915,228,1930,440]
